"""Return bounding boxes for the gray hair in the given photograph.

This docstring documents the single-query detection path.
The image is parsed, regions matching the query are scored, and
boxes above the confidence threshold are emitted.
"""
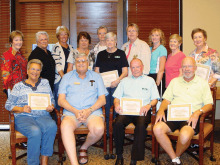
[27,59,43,71]
[97,25,108,34]
[75,53,89,60]
[36,31,49,42]
[105,32,117,42]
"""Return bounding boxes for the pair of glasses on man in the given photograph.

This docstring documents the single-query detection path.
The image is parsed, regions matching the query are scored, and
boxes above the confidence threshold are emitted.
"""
[75,59,88,63]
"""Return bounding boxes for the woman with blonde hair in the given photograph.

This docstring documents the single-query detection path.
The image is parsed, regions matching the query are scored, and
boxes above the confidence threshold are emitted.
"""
[51,26,74,110]
[165,34,185,87]
[148,28,167,95]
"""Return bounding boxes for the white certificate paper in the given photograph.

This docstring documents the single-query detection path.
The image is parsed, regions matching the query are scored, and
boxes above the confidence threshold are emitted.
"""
[167,104,192,121]
[120,98,143,116]
[195,63,211,81]
[28,93,51,110]
[100,70,119,87]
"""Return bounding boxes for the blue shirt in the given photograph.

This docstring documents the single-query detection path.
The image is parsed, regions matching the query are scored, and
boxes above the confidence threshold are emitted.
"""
[58,70,108,116]
[113,75,159,106]
[5,79,55,117]
[150,45,167,74]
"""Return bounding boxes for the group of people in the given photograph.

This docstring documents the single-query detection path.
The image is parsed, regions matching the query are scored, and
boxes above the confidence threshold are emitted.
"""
[1,23,219,165]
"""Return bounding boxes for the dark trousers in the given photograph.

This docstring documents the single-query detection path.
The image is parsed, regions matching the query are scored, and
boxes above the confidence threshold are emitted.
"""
[105,87,116,137]
[113,111,151,161]
[148,73,166,97]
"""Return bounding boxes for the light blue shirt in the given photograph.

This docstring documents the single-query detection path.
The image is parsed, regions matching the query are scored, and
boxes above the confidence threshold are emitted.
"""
[58,70,108,116]
[150,45,167,74]
[5,79,54,117]
[113,75,159,106]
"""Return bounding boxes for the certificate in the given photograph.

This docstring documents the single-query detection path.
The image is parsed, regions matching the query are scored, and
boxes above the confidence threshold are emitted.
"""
[167,104,192,121]
[195,63,211,81]
[100,70,119,87]
[120,98,143,116]
[28,93,51,110]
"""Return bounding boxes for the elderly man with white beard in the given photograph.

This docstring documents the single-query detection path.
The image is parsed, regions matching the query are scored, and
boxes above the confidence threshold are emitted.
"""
[153,57,213,165]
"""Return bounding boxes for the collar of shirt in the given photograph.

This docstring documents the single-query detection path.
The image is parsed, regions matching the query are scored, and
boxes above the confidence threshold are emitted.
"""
[131,74,144,79]
[126,38,140,47]
[193,44,209,55]
[180,75,199,84]
[73,69,91,79]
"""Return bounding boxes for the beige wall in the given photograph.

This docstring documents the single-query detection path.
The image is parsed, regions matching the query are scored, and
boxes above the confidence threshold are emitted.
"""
[183,0,220,55]
[183,0,220,119]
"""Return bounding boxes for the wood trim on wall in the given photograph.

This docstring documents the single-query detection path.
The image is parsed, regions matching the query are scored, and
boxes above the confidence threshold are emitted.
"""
[75,0,118,2]
[19,0,63,2]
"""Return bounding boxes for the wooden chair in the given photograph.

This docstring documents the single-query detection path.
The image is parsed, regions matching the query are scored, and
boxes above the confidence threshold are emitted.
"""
[109,105,157,161]
[153,87,217,165]
[9,109,63,165]
[57,106,108,163]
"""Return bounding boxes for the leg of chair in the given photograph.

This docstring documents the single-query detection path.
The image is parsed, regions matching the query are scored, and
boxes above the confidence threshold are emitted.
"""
[199,141,204,165]
[11,142,16,165]
[210,130,216,161]
[103,124,108,159]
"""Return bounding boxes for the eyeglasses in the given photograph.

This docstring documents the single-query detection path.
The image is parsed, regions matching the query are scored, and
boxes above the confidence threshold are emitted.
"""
[75,59,88,63]
[128,30,137,33]
[182,65,194,69]
[30,68,41,72]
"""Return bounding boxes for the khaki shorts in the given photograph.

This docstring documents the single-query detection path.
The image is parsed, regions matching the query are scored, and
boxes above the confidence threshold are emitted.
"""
[62,114,104,127]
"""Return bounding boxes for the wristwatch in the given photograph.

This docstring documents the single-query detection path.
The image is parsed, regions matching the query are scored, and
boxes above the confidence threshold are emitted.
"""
[199,108,204,114]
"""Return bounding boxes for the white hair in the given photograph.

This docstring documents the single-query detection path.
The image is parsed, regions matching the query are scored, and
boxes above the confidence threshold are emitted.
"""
[36,31,49,42]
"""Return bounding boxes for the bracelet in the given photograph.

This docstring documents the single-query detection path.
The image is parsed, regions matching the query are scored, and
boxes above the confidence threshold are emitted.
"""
[89,107,93,113]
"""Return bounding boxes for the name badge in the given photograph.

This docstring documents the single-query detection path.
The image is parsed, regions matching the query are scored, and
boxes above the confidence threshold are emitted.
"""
[115,56,120,58]
[74,82,80,85]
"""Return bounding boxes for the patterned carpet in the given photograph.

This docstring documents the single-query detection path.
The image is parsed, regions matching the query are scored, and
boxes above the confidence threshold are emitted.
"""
[1,131,220,165]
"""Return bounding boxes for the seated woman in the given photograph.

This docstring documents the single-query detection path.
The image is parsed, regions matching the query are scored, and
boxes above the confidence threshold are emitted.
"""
[5,59,57,165]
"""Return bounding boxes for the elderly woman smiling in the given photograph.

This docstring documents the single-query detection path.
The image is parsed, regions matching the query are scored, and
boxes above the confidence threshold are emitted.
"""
[5,59,57,165]
[189,28,220,87]
[67,32,95,72]
[95,32,129,136]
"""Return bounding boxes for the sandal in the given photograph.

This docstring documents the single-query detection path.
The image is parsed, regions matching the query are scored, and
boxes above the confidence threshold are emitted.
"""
[79,149,88,164]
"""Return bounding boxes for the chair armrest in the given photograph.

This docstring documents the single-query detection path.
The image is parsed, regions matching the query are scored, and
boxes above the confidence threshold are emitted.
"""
[54,108,62,127]
[9,111,15,133]
[102,106,106,119]
[151,105,156,131]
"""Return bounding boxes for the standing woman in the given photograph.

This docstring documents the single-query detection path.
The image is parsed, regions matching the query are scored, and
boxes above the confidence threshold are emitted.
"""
[165,34,186,88]
[189,28,220,87]
[121,23,151,76]
[51,26,74,109]
[95,32,129,136]
[1,30,27,96]
[67,32,95,72]
[148,28,167,95]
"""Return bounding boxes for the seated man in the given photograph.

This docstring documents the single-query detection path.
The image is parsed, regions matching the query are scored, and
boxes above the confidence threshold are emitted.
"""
[113,58,159,165]
[58,53,108,165]
[153,57,213,165]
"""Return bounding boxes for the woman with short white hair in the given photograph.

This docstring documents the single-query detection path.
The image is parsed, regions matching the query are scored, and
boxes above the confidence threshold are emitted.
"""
[95,32,129,137]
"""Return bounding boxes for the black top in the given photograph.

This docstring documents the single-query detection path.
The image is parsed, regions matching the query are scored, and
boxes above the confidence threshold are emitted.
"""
[96,49,129,76]
[61,46,70,74]
[28,46,55,91]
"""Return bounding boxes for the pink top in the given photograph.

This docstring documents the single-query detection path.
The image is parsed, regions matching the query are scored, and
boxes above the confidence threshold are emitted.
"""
[165,51,185,88]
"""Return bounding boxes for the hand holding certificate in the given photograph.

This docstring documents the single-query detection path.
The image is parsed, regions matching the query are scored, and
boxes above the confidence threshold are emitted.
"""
[100,70,119,87]
[120,98,143,116]
[167,104,192,121]
[28,93,51,110]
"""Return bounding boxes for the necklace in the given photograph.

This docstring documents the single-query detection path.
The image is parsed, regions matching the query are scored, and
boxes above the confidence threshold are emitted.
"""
[108,53,112,58]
